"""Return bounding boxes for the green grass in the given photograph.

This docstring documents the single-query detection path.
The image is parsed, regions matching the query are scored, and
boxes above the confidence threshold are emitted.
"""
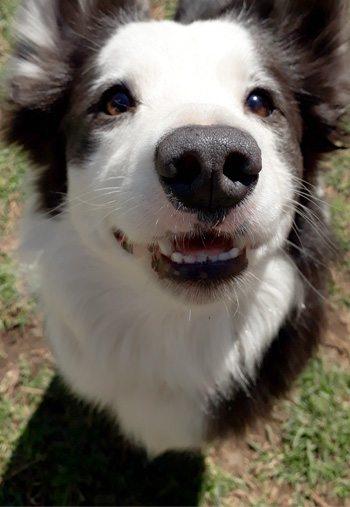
[0,2,34,328]
[203,460,248,506]
[250,358,350,504]
[0,0,16,45]
[325,149,350,308]
[0,146,34,331]
[163,0,177,18]
[0,361,54,474]
[325,150,350,197]
[325,150,350,257]
[0,146,29,235]
[0,253,34,331]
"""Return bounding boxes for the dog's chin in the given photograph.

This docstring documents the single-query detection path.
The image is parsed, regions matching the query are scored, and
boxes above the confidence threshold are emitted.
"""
[113,228,249,304]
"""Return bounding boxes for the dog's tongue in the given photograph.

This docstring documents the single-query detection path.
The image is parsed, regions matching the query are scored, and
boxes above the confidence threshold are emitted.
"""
[174,235,234,256]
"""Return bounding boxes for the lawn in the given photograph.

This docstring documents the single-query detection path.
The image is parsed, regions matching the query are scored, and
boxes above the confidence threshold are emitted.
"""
[0,1,350,506]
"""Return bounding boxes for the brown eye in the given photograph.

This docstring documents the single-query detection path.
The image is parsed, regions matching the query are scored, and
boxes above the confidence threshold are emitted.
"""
[246,91,274,118]
[106,91,132,116]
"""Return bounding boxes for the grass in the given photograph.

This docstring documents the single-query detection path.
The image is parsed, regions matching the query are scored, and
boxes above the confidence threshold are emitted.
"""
[0,253,34,331]
[0,361,54,475]
[0,0,34,331]
[0,0,350,505]
[325,150,350,257]
[250,358,350,504]
[0,147,28,235]
[0,0,16,47]
[325,150,350,308]
[204,461,248,506]
[0,147,34,331]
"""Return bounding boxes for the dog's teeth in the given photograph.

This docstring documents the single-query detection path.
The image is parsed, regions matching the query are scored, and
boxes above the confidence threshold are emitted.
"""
[159,239,173,256]
[171,252,184,264]
[229,248,240,259]
[170,247,242,265]
[218,252,231,261]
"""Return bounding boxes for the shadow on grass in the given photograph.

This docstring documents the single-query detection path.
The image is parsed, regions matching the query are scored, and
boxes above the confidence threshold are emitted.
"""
[0,376,206,506]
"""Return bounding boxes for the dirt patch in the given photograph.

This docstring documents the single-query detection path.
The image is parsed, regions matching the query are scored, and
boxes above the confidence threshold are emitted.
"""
[323,304,350,366]
[208,311,350,506]
[0,193,22,245]
[0,318,51,384]
[151,0,165,18]
[0,228,18,256]
[208,415,296,506]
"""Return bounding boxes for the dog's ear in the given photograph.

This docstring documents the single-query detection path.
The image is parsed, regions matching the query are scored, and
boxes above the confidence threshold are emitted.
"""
[240,0,350,152]
[274,0,350,153]
[1,0,149,214]
[4,0,149,112]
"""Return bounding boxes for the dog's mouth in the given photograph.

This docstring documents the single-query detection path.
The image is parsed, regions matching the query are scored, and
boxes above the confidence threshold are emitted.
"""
[114,229,248,282]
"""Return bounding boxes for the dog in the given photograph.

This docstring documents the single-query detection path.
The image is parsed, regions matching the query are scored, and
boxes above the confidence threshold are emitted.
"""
[3,0,349,454]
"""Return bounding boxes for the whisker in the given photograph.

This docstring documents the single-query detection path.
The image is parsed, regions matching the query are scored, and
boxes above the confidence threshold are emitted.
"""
[284,238,331,270]
[284,201,337,254]
[281,250,329,304]
[290,174,323,193]
[293,189,337,212]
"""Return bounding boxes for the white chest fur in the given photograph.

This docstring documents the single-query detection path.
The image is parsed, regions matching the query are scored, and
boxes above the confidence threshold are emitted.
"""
[21,213,301,454]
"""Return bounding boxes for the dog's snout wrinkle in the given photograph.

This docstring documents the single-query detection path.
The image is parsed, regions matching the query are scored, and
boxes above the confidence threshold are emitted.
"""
[155,125,262,216]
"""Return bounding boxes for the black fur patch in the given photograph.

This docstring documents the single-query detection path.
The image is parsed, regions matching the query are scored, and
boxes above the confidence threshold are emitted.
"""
[65,116,100,166]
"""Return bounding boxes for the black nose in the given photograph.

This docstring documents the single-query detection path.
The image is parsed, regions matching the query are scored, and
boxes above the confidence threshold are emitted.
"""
[155,125,262,214]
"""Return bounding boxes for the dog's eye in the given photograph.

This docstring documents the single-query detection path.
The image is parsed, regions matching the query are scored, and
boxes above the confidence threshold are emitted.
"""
[106,91,133,115]
[246,91,274,118]
[100,86,135,116]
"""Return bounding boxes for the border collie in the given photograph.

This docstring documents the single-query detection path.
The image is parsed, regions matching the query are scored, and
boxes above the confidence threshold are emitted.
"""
[3,0,349,454]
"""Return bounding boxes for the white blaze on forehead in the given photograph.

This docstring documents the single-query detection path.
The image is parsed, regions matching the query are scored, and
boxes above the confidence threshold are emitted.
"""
[96,20,258,105]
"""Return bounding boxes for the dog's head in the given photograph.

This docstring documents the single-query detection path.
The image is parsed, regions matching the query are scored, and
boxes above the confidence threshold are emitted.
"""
[3,0,349,304]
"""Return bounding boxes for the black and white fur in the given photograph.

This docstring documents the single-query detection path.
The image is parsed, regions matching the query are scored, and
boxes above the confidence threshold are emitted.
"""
[3,0,349,454]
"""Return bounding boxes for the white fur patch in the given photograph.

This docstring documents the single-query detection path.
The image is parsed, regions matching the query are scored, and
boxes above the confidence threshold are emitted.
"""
[20,212,301,454]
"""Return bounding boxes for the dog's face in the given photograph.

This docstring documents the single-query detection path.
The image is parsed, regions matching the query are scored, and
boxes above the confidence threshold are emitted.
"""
[65,19,302,303]
[4,0,349,306]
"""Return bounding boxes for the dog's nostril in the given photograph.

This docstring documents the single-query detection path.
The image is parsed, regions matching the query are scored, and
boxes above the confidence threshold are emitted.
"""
[239,174,258,187]
[223,153,247,182]
[164,153,201,186]
[223,153,258,187]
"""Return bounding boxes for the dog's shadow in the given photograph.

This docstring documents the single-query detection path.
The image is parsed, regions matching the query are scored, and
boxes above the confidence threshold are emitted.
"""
[0,376,206,506]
